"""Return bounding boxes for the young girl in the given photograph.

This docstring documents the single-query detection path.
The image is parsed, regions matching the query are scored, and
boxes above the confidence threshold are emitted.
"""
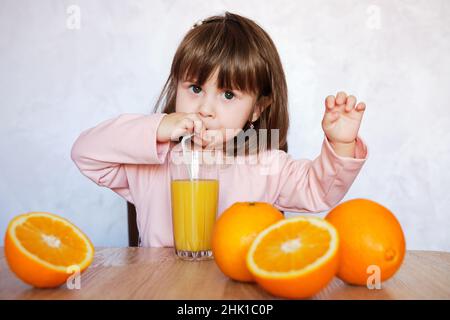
[71,12,368,247]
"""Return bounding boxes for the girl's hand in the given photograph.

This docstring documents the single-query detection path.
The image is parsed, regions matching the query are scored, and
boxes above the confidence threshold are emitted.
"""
[156,112,209,147]
[321,91,366,144]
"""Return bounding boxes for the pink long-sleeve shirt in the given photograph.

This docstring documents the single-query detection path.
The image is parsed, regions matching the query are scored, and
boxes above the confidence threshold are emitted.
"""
[71,113,368,247]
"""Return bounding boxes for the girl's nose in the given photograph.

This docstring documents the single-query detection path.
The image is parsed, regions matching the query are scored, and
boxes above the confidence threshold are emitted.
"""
[198,101,215,119]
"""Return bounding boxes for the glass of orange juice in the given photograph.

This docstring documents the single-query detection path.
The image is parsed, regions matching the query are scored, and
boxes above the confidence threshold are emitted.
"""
[169,139,220,261]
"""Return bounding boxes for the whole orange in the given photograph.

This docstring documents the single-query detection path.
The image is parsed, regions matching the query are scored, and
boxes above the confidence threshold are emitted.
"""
[212,202,283,282]
[325,199,405,285]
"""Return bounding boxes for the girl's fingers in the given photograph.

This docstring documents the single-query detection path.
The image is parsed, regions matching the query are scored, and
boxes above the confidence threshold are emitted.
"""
[171,127,186,141]
[170,119,192,141]
[199,127,211,146]
[325,95,335,111]
[330,111,340,123]
[345,95,357,112]
[183,118,195,134]
[323,110,340,126]
[184,113,204,136]
[184,113,213,146]
[192,135,206,147]
[355,102,366,112]
[195,120,203,137]
[192,118,203,136]
[336,91,347,105]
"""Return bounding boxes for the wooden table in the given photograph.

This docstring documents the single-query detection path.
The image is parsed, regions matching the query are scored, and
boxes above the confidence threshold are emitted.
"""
[1,248,449,299]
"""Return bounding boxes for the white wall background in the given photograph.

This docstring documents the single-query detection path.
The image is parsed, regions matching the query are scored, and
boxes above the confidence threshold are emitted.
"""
[1,0,449,250]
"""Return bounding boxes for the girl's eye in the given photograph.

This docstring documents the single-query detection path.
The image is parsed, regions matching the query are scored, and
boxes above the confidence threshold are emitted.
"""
[188,85,234,100]
[224,91,234,100]
[189,85,202,94]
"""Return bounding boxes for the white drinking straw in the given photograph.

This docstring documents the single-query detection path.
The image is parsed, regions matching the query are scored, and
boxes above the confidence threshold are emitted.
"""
[181,133,199,180]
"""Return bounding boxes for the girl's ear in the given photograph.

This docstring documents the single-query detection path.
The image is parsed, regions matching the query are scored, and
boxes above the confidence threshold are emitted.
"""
[251,96,271,122]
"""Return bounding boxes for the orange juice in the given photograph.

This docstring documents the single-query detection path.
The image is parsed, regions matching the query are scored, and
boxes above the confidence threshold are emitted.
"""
[171,179,219,252]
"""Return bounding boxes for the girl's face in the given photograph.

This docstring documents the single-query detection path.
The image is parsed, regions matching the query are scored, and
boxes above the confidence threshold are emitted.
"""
[175,69,260,148]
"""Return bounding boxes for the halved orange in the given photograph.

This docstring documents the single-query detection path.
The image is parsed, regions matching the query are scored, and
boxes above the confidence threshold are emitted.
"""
[4,212,94,288]
[246,216,339,299]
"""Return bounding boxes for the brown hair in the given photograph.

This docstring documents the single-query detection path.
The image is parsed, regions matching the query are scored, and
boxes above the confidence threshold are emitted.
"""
[152,12,289,155]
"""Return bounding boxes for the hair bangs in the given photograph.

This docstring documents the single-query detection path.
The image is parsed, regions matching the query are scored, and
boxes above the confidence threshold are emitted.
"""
[176,22,268,96]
